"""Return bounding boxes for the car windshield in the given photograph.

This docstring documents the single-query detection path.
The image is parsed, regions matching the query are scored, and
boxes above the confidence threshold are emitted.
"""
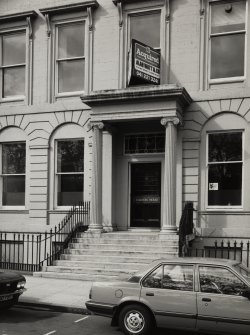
[234,263,250,282]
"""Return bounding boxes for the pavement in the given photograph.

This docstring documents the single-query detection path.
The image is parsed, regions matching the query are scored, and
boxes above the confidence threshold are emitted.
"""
[19,275,93,314]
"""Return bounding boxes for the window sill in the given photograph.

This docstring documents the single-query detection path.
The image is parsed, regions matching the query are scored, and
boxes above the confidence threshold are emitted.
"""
[199,209,247,215]
[55,91,85,100]
[0,97,26,106]
[209,76,245,85]
[0,208,28,214]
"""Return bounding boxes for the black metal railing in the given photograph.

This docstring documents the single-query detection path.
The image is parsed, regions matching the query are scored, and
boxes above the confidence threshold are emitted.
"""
[0,201,90,272]
[188,240,250,268]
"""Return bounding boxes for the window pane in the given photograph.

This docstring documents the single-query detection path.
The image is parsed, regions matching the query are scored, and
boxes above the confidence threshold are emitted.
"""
[3,176,25,206]
[209,132,242,162]
[211,1,246,34]
[211,34,244,79]
[2,33,26,65]
[208,163,242,206]
[3,67,25,97]
[199,266,247,295]
[162,264,193,291]
[58,59,85,93]
[130,13,160,49]
[57,140,84,173]
[142,266,162,288]
[58,23,85,58]
[57,174,83,206]
[2,143,26,174]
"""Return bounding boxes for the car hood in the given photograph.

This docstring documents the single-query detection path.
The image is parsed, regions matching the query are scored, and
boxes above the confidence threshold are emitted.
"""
[0,271,25,283]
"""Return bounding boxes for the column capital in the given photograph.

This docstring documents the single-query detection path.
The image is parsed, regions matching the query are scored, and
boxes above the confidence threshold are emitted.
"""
[88,121,105,131]
[160,117,180,127]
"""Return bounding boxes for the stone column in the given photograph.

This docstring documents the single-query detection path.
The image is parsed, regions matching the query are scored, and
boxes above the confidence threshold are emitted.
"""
[88,122,104,231]
[161,117,180,233]
[102,130,113,231]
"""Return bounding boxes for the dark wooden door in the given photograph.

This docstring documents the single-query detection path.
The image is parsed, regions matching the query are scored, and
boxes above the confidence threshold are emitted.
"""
[130,163,161,228]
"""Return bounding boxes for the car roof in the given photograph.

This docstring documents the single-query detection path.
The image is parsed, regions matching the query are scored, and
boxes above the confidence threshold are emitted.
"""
[150,257,239,266]
[131,257,240,279]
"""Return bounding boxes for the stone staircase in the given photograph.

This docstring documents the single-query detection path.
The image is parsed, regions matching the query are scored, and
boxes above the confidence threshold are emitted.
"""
[34,231,179,281]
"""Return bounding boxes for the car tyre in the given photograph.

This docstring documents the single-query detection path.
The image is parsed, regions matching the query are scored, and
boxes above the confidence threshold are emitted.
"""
[118,304,153,335]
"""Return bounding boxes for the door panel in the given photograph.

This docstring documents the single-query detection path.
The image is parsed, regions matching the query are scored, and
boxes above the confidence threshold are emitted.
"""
[140,264,197,330]
[130,163,161,228]
[197,293,250,334]
[197,265,250,334]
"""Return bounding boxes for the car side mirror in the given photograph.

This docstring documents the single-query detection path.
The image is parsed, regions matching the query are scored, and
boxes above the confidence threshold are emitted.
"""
[241,288,250,300]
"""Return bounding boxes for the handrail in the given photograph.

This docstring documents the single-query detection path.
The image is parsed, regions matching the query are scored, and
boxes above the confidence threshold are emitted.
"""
[0,201,90,272]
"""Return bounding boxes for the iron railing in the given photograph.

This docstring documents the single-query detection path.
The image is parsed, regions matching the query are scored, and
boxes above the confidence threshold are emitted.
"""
[188,240,250,268]
[0,201,90,272]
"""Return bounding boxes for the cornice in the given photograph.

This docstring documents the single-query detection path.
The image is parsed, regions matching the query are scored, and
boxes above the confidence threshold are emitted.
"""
[0,10,37,23]
[40,1,99,16]
[81,85,192,108]
[113,0,158,5]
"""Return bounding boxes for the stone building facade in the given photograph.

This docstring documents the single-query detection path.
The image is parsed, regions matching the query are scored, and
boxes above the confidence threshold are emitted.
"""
[0,0,249,248]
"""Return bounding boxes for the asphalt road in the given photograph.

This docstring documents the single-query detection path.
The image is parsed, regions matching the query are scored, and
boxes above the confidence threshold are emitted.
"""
[0,305,194,335]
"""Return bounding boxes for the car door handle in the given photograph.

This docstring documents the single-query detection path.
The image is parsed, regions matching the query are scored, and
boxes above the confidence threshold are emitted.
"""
[146,292,154,296]
[202,298,211,302]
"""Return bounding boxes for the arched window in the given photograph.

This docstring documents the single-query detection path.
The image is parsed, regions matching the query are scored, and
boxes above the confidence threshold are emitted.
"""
[200,113,250,210]
[49,123,86,208]
[0,127,27,208]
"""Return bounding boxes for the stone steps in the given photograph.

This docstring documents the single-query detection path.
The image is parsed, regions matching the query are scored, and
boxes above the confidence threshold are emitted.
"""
[69,242,178,249]
[75,232,178,241]
[35,231,179,280]
[60,253,175,263]
[65,248,178,255]
[34,271,122,281]
[54,259,148,270]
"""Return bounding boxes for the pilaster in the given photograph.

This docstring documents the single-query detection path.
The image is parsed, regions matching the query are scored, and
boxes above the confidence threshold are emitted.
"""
[29,145,49,225]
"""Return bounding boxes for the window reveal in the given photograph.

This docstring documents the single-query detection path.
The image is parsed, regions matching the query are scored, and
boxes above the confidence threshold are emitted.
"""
[210,1,246,80]
[56,140,84,206]
[130,12,160,50]
[207,132,243,206]
[0,32,26,98]
[56,22,85,94]
[128,11,161,86]
[1,142,26,206]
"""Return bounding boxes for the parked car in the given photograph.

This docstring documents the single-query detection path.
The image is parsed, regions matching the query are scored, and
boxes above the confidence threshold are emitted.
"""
[86,258,250,335]
[0,271,26,309]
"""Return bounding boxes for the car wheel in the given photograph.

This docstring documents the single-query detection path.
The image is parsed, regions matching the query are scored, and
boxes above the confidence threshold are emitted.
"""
[118,304,153,335]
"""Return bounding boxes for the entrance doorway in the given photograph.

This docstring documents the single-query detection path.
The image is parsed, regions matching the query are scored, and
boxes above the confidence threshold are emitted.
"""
[130,163,161,228]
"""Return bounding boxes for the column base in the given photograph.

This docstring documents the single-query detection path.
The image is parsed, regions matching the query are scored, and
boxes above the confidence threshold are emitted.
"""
[88,222,104,234]
[160,227,178,240]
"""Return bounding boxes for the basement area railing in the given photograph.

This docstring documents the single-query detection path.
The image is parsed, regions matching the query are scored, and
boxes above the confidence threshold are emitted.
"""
[0,201,90,272]
[188,240,250,269]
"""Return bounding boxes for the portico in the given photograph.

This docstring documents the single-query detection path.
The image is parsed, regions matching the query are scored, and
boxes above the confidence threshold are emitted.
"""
[81,85,192,235]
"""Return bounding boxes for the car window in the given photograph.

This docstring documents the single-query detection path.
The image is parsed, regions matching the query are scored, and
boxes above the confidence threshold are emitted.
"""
[162,264,194,291]
[233,264,250,282]
[142,266,162,288]
[199,266,248,295]
[142,264,194,291]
